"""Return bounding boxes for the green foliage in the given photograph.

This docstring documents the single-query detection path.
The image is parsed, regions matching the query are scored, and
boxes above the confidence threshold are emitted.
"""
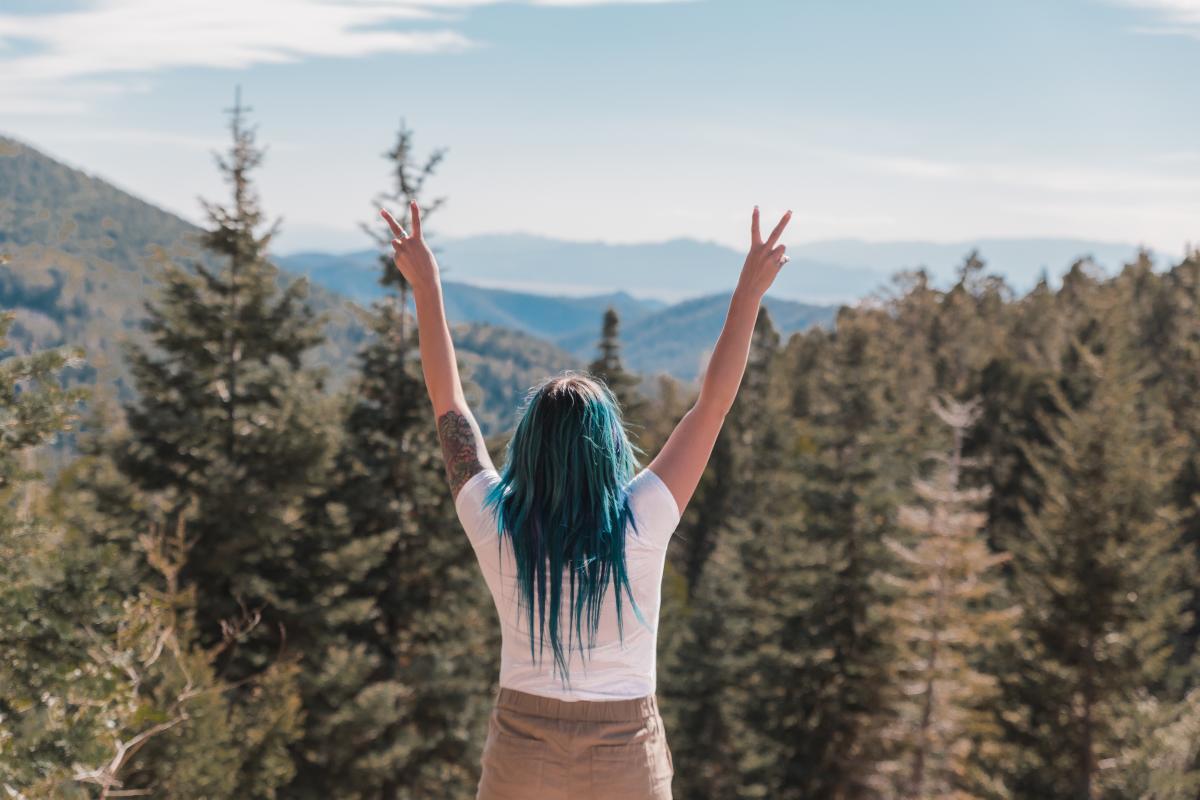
[588,306,647,425]
[1098,688,1200,799]
[1004,327,1192,797]
[0,312,266,799]
[59,96,330,795]
[657,251,1200,799]
[872,398,1017,800]
[289,125,496,799]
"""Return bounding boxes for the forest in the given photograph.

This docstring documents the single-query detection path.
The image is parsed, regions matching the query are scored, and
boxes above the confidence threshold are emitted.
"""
[2,101,1199,800]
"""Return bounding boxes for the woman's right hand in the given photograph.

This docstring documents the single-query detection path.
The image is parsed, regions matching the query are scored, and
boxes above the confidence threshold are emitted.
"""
[381,201,440,294]
[736,206,792,299]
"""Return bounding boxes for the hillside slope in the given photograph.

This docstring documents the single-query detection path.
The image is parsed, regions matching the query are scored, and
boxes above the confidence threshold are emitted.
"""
[0,136,579,435]
[557,292,836,382]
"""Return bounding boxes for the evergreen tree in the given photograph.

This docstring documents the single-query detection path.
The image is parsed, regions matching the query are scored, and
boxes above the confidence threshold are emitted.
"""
[360,119,446,341]
[660,514,755,800]
[873,397,1017,800]
[712,311,826,799]
[1006,327,1193,798]
[0,311,93,793]
[659,308,781,799]
[1098,687,1200,799]
[664,307,777,594]
[588,306,646,424]
[80,91,332,794]
[289,122,495,799]
[0,313,279,799]
[116,89,332,660]
[787,306,907,798]
[1141,249,1200,665]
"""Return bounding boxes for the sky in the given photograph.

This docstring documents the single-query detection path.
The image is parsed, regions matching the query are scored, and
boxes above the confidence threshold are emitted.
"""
[2,0,1198,256]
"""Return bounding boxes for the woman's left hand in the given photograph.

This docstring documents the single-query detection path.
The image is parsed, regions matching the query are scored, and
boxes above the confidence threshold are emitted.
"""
[381,200,439,293]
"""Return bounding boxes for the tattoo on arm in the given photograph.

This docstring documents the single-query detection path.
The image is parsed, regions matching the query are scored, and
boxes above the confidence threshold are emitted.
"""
[437,409,485,499]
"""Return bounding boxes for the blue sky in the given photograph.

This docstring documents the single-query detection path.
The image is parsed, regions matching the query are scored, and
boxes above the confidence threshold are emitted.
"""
[2,0,1198,256]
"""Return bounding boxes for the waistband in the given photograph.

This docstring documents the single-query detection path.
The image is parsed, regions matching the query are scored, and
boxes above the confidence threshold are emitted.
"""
[496,687,659,722]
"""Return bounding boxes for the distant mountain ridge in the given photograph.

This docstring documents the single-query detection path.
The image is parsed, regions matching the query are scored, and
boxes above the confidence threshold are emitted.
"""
[5,132,1145,433]
[278,229,1147,313]
[275,251,839,381]
[277,237,887,306]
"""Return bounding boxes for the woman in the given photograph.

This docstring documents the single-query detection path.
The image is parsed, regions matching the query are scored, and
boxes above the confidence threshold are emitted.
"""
[381,201,791,799]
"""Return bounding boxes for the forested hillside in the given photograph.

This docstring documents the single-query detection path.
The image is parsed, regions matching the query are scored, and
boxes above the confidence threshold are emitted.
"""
[0,135,583,436]
[0,134,367,395]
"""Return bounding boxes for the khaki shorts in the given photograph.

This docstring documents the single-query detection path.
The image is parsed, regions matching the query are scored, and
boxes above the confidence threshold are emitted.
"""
[476,687,674,799]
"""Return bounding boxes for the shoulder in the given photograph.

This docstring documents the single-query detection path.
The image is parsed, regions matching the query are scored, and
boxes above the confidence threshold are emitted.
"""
[626,467,682,549]
[454,468,502,546]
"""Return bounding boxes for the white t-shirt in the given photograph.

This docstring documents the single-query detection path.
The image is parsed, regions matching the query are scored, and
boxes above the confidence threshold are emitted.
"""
[454,466,682,701]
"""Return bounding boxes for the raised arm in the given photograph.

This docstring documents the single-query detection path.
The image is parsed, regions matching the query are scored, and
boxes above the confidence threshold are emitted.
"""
[648,206,791,516]
[382,201,495,500]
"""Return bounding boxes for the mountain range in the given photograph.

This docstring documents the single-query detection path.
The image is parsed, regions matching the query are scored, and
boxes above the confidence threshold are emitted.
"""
[277,230,1148,311]
[273,254,837,381]
[0,132,1152,435]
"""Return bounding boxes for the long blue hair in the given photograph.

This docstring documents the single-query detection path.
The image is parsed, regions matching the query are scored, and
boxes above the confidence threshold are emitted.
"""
[482,370,647,684]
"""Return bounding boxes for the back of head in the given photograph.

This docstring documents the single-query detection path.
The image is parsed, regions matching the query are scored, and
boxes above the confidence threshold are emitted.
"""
[483,370,645,685]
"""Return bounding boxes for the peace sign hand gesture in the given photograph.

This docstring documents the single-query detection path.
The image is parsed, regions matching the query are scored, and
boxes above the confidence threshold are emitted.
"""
[381,201,439,293]
[737,206,792,300]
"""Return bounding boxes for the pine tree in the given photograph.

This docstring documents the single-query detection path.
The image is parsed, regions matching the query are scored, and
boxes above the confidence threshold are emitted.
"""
[1099,687,1200,799]
[289,122,495,799]
[0,313,271,799]
[786,306,906,799]
[80,91,332,794]
[660,514,755,800]
[712,311,825,800]
[361,119,446,341]
[588,306,646,425]
[873,397,1017,800]
[1141,249,1200,666]
[115,88,332,658]
[664,307,777,593]
[660,308,792,799]
[0,310,92,793]
[1006,326,1193,798]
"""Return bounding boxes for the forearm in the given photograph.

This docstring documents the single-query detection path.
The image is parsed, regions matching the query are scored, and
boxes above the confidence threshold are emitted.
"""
[411,281,467,415]
[697,284,763,417]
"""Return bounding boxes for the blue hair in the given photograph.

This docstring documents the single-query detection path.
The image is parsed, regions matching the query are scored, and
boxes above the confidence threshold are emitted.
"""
[482,370,647,685]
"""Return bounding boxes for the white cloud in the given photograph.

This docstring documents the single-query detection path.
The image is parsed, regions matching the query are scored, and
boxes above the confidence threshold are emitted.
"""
[0,0,681,115]
[1112,0,1200,39]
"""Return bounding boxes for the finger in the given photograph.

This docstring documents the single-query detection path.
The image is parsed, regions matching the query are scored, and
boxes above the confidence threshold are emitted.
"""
[765,210,792,249]
[410,200,422,240]
[380,208,408,240]
[391,238,406,254]
[771,244,788,265]
[751,206,761,245]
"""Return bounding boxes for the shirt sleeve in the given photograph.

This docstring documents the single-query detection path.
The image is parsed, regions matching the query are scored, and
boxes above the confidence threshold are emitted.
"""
[454,468,502,549]
[626,467,682,551]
